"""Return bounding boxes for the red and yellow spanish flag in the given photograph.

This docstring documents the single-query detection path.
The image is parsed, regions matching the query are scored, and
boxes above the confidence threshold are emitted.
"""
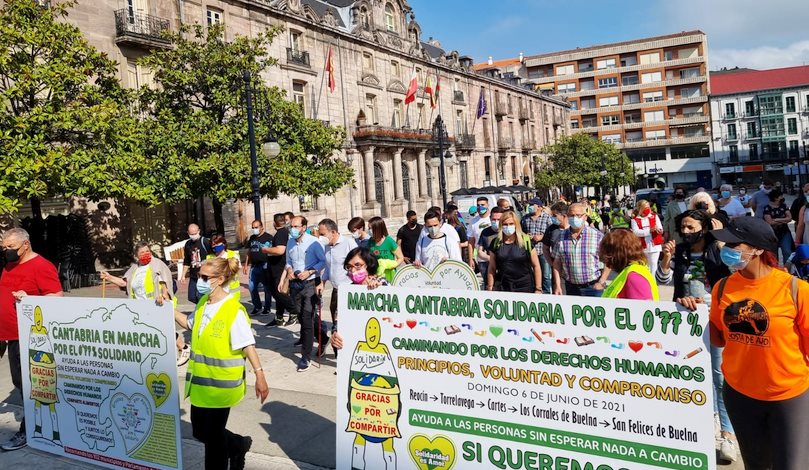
[326,46,335,93]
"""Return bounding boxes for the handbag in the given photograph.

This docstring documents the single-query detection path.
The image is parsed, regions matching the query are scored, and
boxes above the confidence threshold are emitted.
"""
[278,272,290,295]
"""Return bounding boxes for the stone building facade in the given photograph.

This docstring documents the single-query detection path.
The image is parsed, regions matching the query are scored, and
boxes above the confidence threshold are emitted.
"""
[28,0,568,259]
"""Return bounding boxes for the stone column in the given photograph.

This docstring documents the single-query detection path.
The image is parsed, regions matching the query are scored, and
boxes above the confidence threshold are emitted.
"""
[363,146,376,203]
[417,149,428,198]
[392,147,404,200]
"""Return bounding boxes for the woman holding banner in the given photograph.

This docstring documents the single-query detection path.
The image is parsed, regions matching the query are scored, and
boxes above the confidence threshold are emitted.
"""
[173,257,269,470]
[599,229,658,300]
[681,216,809,469]
[486,210,542,293]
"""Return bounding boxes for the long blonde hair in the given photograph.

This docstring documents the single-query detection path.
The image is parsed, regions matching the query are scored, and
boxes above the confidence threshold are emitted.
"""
[203,257,240,284]
[496,210,526,245]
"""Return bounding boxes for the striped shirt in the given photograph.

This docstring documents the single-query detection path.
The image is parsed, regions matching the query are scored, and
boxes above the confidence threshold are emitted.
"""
[552,227,604,285]
[522,212,552,238]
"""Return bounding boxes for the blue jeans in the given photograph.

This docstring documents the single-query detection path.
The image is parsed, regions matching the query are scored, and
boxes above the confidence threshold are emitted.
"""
[777,231,794,265]
[564,281,603,297]
[248,264,271,312]
[539,252,552,294]
[711,345,734,434]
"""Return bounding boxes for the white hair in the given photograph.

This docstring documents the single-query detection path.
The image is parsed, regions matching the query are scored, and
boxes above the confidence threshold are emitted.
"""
[2,228,29,242]
[720,184,733,192]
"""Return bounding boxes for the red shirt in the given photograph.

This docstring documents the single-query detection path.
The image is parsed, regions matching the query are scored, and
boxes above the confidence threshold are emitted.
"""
[0,255,62,340]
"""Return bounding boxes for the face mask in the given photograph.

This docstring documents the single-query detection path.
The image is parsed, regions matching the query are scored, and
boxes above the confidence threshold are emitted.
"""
[550,217,559,226]
[674,193,685,200]
[352,230,362,240]
[478,205,488,215]
[367,229,374,239]
[763,188,772,194]
[408,219,417,227]
[569,216,584,230]
[804,192,809,200]
[138,253,152,265]
[721,191,731,198]
[527,206,535,215]
[502,225,516,236]
[681,232,703,245]
[491,220,500,230]
[720,246,751,271]
[289,228,302,239]
[251,228,260,236]
[189,234,201,241]
[213,244,225,255]
[427,225,441,237]
[196,278,213,296]
[641,208,651,216]
[4,247,21,263]
[739,190,746,195]
[349,270,368,284]
[695,202,708,211]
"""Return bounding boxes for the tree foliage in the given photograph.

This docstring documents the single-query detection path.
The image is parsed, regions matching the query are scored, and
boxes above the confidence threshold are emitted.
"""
[0,0,156,215]
[138,24,353,211]
[534,133,635,193]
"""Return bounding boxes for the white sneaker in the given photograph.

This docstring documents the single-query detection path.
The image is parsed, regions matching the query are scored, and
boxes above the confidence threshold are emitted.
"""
[718,437,737,462]
[713,413,721,439]
[1,431,27,451]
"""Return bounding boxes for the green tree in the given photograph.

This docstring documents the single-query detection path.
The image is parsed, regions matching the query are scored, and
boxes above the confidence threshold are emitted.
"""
[535,133,635,196]
[0,0,158,216]
[139,24,352,232]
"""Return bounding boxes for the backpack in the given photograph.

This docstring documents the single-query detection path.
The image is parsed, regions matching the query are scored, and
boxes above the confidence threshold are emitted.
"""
[715,274,798,311]
[490,234,532,254]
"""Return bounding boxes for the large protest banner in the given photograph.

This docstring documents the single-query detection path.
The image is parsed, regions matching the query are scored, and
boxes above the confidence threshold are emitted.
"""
[18,297,182,470]
[336,286,714,470]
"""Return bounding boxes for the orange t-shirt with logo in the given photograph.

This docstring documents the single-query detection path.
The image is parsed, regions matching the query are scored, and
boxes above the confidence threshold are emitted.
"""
[710,268,809,401]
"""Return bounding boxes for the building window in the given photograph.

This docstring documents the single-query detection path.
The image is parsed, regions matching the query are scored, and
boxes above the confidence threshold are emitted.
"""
[290,30,303,52]
[623,93,640,104]
[789,140,799,158]
[746,121,757,138]
[596,58,616,70]
[786,96,796,113]
[664,50,674,61]
[725,102,736,118]
[788,117,798,135]
[384,4,397,32]
[557,82,576,94]
[642,91,663,102]
[597,77,618,88]
[644,110,664,122]
[727,123,737,139]
[680,87,701,98]
[598,96,618,107]
[390,60,400,79]
[425,165,433,198]
[680,68,700,79]
[761,117,785,137]
[555,64,574,76]
[750,143,758,158]
[292,81,306,114]
[484,156,491,181]
[459,160,468,189]
[744,100,756,116]
[601,115,620,126]
[729,145,738,160]
[299,195,318,211]
[570,120,579,129]
[601,134,621,144]
[498,157,506,179]
[455,110,465,134]
[639,52,660,65]
[392,99,403,127]
[362,52,374,71]
[206,8,222,26]
[365,94,377,124]
[417,103,425,129]
[359,7,370,28]
[645,130,666,140]
[127,61,154,89]
[679,47,698,59]
[759,95,783,115]
[641,72,662,84]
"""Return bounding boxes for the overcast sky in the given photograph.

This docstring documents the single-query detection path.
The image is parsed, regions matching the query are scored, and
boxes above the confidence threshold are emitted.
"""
[408,0,809,70]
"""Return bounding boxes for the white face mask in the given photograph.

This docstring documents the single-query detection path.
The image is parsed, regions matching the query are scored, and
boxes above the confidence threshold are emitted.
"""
[352,230,362,240]
[189,234,200,241]
[427,225,441,237]
[251,228,260,236]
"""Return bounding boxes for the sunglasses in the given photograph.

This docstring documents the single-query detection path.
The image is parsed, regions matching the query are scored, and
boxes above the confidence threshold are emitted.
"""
[199,274,217,282]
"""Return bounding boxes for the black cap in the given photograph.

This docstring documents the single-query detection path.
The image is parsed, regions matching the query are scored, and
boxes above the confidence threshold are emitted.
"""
[528,197,543,206]
[710,216,778,253]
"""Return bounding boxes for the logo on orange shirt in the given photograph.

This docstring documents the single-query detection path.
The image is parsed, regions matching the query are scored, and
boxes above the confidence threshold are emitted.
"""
[724,299,771,347]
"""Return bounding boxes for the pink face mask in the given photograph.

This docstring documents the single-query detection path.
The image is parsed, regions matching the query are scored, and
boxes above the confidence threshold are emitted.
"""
[349,270,368,284]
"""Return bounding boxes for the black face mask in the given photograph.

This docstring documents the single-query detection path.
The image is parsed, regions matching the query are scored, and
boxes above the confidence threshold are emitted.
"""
[674,193,685,200]
[4,247,21,263]
[408,220,417,227]
[681,232,703,245]
[695,202,709,211]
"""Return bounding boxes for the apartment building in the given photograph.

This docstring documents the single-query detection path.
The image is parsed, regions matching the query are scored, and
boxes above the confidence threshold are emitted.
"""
[34,0,568,252]
[481,31,712,189]
[710,65,809,189]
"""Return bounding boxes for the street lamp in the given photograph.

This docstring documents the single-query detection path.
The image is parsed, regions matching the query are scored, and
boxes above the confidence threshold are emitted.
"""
[244,71,280,222]
[599,154,608,201]
[432,116,449,210]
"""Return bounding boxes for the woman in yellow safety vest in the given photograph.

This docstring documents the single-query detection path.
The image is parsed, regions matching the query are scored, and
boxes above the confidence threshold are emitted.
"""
[207,234,242,299]
[599,229,659,300]
[100,241,174,304]
[173,257,269,470]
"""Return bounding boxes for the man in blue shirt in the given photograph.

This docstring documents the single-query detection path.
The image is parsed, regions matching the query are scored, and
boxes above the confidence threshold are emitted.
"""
[286,215,328,371]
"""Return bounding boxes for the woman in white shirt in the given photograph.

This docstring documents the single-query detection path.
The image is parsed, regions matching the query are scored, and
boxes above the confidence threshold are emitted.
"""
[717,184,747,219]
[631,199,664,272]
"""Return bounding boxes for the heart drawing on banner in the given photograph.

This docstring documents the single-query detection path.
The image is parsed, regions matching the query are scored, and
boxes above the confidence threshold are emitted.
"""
[408,434,457,470]
[110,392,153,454]
[145,372,172,408]
[392,260,479,292]
[406,320,418,329]
[628,341,644,353]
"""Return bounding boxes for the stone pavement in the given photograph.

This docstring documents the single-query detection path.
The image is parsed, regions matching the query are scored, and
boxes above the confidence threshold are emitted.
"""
[0,272,743,469]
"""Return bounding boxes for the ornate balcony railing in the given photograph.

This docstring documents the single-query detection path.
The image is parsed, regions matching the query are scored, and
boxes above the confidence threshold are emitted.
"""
[114,10,171,47]
[286,48,310,67]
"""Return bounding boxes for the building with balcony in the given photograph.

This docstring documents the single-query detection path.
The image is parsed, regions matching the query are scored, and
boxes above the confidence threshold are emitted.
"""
[38,0,567,250]
[710,65,809,188]
[479,31,712,189]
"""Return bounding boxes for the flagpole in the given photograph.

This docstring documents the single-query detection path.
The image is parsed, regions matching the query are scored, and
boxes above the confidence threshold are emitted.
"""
[313,43,329,119]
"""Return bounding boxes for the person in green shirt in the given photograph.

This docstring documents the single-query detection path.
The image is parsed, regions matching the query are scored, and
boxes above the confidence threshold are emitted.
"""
[367,217,404,281]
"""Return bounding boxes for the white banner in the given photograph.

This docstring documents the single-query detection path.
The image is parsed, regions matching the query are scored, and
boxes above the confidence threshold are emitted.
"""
[18,297,182,470]
[336,286,714,470]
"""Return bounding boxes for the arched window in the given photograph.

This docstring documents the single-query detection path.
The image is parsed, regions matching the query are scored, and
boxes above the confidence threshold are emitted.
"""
[360,6,370,28]
[374,162,387,217]
[384,4,396,32]
[401,161,411,204]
